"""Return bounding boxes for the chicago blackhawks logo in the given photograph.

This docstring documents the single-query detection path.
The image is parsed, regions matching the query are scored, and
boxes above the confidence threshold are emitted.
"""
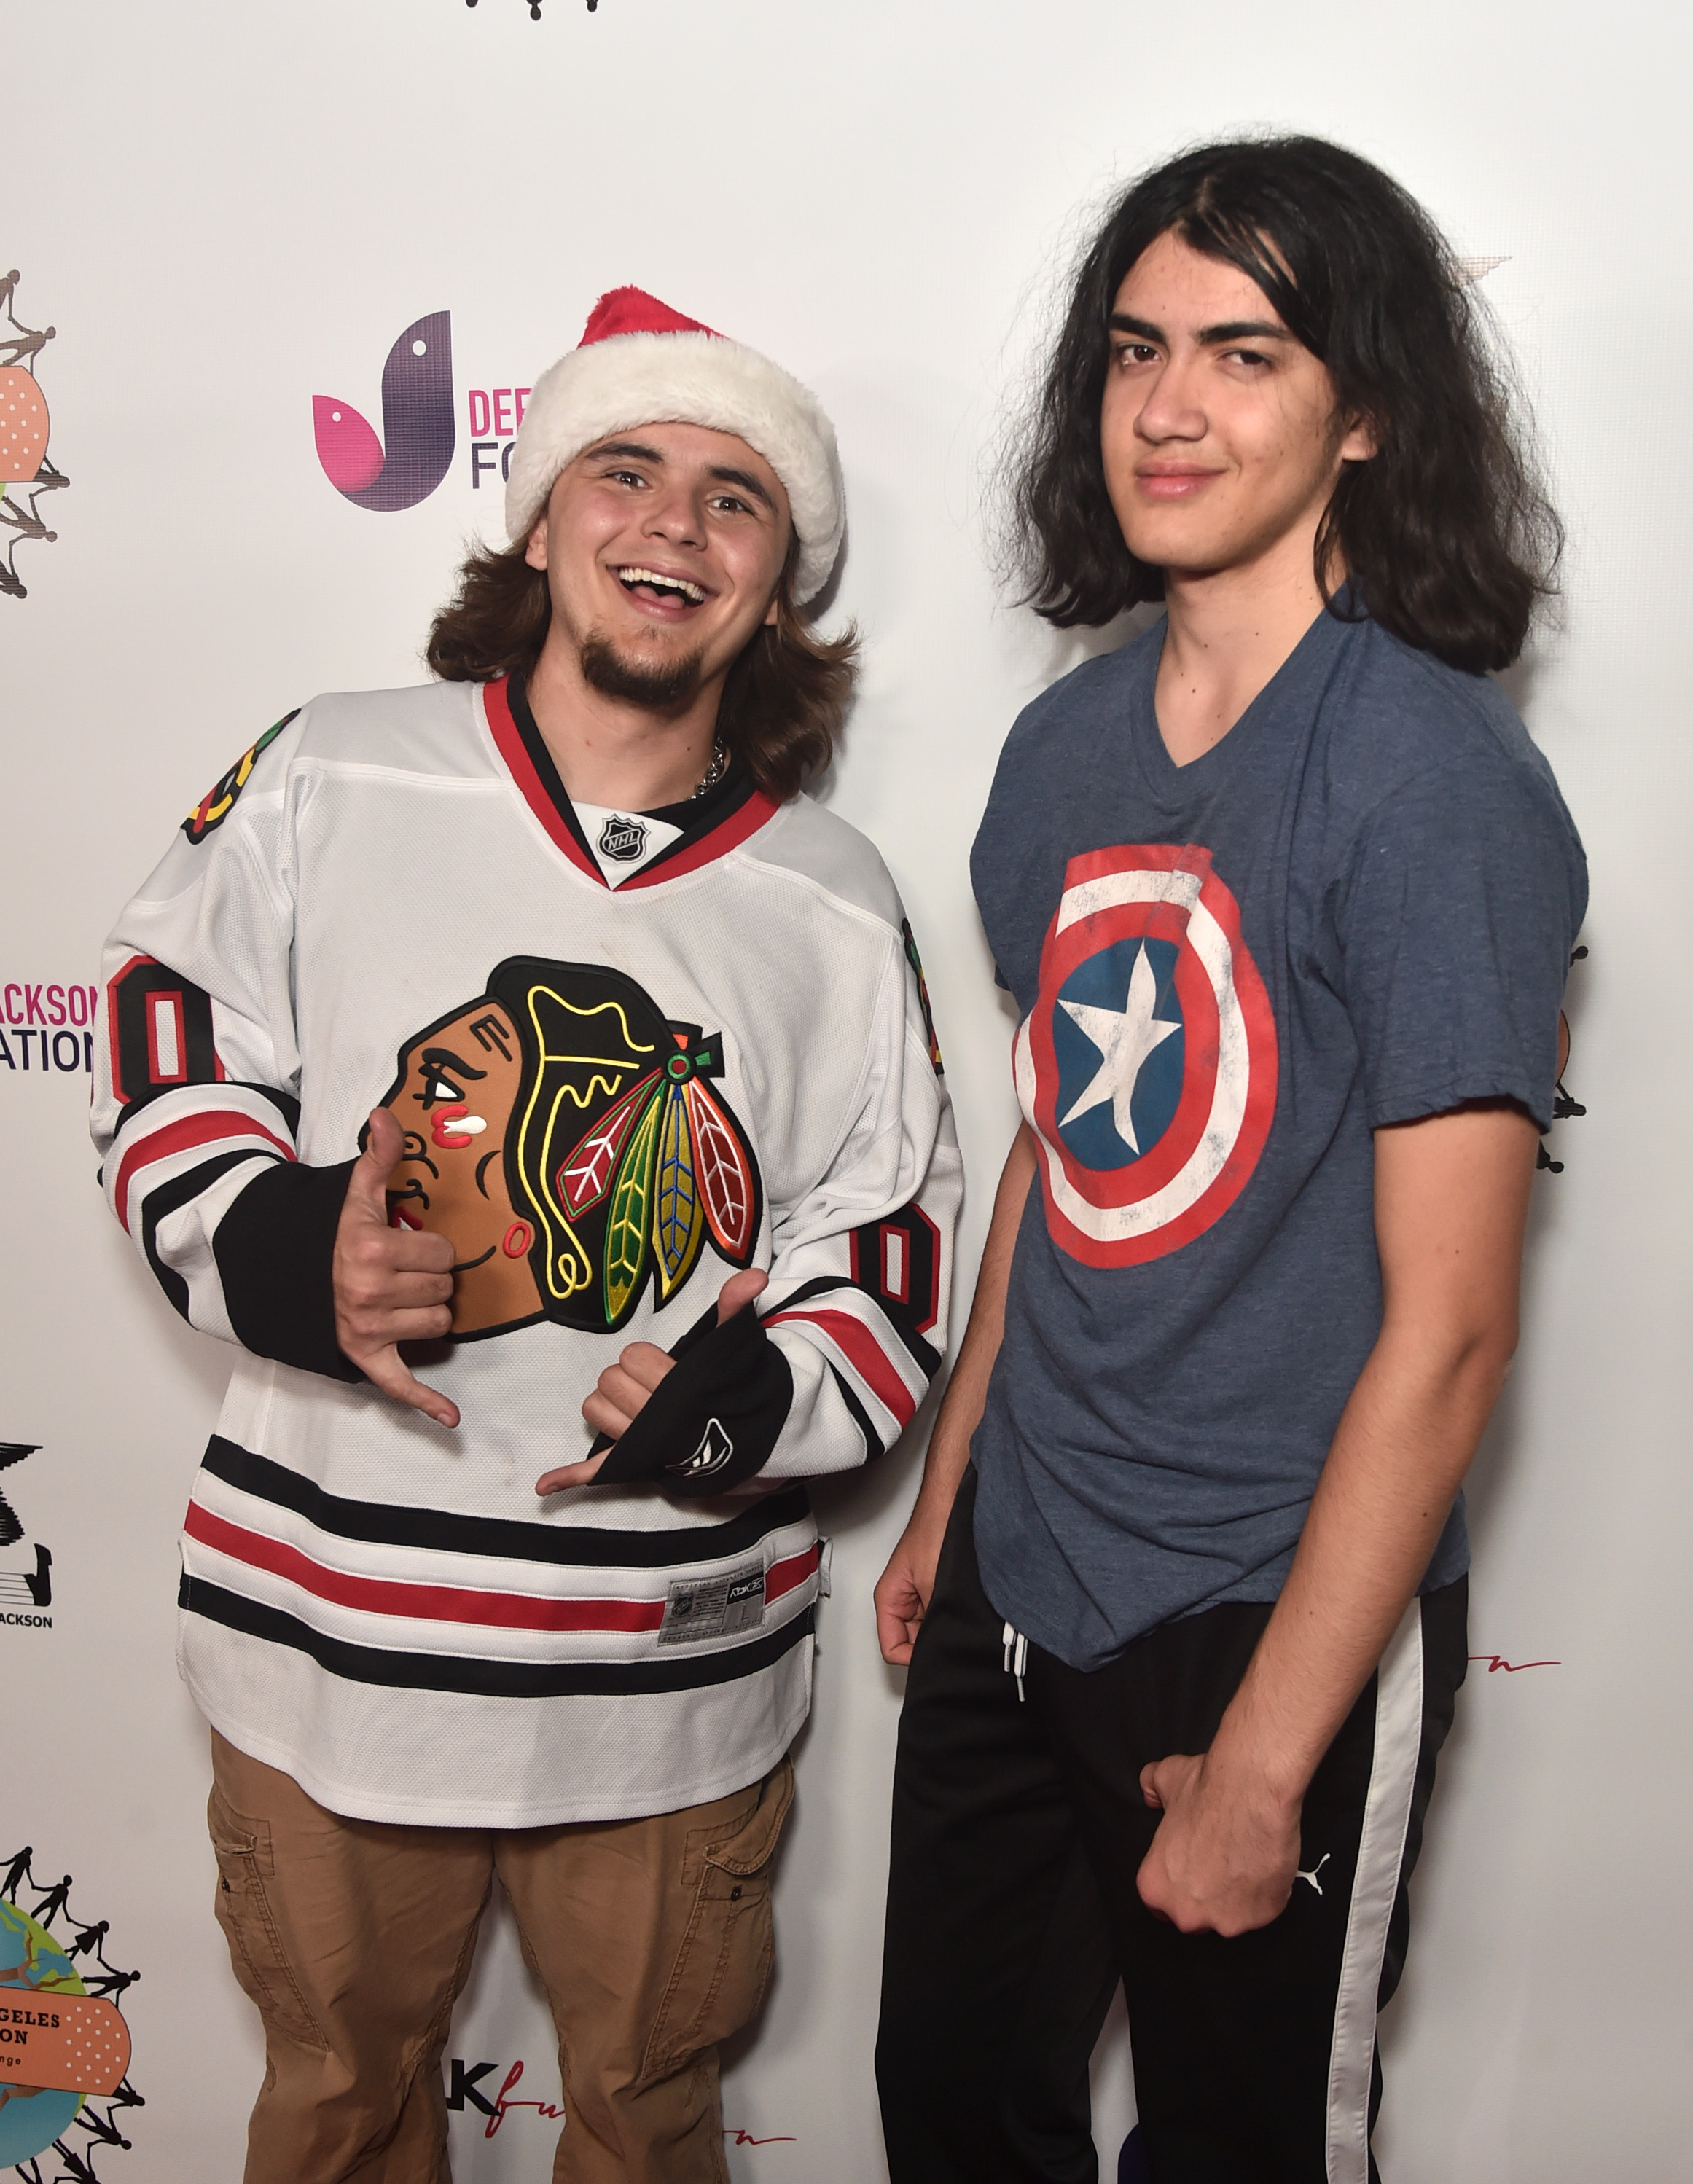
[380,958,760,1335]
[181,711,299,843]
[1015,844,1276,1268]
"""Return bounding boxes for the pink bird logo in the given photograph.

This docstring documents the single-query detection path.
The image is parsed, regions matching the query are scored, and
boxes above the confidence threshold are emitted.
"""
[313,310,455,512]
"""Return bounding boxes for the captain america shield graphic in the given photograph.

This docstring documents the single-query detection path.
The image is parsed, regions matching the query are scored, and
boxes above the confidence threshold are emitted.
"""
[1014,843,1278,1267]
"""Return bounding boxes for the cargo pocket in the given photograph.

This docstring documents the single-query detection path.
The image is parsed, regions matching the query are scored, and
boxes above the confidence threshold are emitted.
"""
[639,1756,795,2085]
[208,1785,327,2051]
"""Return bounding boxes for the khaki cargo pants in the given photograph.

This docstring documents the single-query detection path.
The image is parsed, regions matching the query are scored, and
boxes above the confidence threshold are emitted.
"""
[208,1731,794,2184]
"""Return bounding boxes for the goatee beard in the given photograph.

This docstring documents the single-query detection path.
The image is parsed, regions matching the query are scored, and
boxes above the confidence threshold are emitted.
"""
[579,632,706,713]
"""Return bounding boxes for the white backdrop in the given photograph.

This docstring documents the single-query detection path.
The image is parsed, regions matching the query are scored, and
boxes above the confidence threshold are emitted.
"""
[4,1,1689,2177]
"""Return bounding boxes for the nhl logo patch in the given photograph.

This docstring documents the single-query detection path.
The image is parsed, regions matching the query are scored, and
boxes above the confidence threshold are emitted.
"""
[598,814,649,863]
[1015,843,1277,1268]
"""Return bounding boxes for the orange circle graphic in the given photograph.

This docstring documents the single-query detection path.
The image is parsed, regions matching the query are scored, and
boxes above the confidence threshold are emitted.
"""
[0,365,49,485]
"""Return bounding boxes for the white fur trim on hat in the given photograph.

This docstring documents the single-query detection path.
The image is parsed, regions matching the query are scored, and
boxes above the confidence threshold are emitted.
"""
[504,329,845,604]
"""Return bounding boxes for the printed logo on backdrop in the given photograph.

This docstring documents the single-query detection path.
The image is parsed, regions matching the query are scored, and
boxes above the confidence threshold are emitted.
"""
[314,313,455,512]
[0,1849,141,2175]
[445,2058,793,2148]
[464,1,603,17]
[0,271,67,602]
[467,382,532,493]
[1539,944,1588,1175]
[447,2056,563,2138]
[0,1444,51,1631]
[310,318,549,508]
[0,985,97,1083]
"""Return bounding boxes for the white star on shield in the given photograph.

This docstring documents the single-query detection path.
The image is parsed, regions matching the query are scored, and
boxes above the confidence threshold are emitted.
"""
[1057,942,1181,1154]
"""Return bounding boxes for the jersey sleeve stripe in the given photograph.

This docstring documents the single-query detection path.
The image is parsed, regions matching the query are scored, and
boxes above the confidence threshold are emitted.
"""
[826,1361,879,1462]
[114,1110,296,1234]
[770,1272,942,1380]
[112,1076,302,1143]
[765,1304,920,1430]
[140,1149,274,1326]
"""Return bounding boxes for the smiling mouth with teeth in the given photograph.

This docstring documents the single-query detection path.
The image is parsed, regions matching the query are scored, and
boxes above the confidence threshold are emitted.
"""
[617,565,707,606]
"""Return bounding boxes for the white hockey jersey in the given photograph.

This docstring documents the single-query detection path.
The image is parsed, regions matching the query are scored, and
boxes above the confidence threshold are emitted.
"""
[93,676,960,1828]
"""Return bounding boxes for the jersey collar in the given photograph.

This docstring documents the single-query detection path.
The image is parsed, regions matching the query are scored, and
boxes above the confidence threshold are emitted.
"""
[482,673,779,891]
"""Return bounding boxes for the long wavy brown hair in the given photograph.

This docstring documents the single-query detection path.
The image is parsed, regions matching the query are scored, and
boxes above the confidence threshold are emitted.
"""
[426,531,857,802]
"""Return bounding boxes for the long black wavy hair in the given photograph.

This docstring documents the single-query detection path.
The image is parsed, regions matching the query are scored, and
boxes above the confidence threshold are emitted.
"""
[1007,134,1560,671]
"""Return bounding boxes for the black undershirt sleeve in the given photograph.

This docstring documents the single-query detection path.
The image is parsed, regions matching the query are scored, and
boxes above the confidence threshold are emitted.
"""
[213,1159,364,1382]
[591,1304,794,1497]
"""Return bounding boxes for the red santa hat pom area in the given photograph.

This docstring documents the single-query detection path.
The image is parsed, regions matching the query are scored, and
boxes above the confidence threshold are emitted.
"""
[505,287,845,605]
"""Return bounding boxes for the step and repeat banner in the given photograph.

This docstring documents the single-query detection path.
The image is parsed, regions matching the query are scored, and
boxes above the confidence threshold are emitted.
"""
[4,1,1689,2178]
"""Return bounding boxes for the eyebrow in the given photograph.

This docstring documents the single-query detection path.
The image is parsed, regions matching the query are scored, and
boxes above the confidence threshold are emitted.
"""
[584,440,775,509]
[1109,313,1294,346]
[706,464,775,511]
[420,1043,486,1080]
[586,439,668,466]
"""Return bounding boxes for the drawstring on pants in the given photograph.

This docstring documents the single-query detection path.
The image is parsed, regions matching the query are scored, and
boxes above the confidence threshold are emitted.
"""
[1001,1620,1029,1704]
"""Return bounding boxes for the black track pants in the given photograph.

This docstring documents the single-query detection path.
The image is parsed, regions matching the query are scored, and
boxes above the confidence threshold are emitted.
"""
[876,1468,1466,2184]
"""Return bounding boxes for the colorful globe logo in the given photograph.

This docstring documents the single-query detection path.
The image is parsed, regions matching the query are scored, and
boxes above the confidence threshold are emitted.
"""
[0,1898,86,2164]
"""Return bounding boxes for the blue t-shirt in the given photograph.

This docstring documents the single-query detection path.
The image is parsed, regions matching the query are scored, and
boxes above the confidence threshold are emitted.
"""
[969,606,1587,1672]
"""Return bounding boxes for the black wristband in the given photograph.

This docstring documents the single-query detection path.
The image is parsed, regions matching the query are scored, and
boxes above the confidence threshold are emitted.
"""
[593,1304,794,1497]
[213,1158,363,1383]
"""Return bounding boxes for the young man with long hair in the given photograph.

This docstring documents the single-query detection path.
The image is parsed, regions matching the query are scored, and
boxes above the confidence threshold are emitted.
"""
[875,138,1584,2182]
[93,287,959,2183]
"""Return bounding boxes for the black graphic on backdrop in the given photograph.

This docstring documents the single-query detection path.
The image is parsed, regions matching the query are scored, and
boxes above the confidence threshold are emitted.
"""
[464,0,601,17]
[0,1446,50,1622]
[1539,944,1589,1176]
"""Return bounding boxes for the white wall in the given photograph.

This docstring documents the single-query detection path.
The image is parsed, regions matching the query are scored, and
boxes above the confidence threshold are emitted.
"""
[2,1,1687,2177]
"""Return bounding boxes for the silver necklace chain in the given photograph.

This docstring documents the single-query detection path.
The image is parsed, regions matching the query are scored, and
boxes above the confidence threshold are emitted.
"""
[691,735,729,799]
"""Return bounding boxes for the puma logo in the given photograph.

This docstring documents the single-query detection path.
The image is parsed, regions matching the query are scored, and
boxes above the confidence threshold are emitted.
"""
[1297,1853,1332,1896]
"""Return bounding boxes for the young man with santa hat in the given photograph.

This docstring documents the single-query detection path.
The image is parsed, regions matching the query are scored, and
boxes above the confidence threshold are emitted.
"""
[93,288,959,2183]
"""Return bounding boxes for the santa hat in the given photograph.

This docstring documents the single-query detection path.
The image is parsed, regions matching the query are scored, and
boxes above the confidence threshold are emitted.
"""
[505,287,845,605]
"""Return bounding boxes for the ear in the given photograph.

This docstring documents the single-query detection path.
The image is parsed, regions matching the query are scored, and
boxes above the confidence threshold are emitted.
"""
[762,589,781,629]
[1340,412,1379,463]
[523,515,550,571]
